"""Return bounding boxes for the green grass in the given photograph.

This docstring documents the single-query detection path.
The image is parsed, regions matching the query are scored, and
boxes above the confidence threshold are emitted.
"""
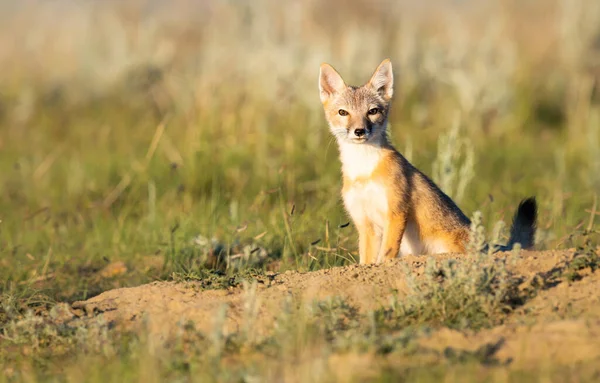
[1,0,600,380]
[1,78,595,311]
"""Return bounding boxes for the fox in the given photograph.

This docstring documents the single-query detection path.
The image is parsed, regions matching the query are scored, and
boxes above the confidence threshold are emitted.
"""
[318,59,537,264]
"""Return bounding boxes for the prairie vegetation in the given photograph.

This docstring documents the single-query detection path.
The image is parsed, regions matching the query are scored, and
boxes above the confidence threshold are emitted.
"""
[1,0,599,381]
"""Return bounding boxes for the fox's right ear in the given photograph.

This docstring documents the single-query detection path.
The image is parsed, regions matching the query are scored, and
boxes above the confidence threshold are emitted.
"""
[319,63,346,103]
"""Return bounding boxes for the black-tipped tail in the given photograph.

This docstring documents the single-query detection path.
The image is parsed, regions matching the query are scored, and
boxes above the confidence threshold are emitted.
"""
[505,197,537,250]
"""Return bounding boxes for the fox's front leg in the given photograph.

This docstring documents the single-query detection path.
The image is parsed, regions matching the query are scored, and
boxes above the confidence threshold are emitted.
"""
[357,221,380,264]
[377,213,407,263]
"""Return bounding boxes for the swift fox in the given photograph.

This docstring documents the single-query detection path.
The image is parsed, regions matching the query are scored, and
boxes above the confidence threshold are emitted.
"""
[318,59,537,264]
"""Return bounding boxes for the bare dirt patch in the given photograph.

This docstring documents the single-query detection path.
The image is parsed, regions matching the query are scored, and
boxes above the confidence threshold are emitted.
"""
[68,249,600,368]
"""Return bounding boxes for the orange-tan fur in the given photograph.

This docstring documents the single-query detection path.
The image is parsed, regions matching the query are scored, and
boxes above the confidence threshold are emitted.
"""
[318,59,536,264]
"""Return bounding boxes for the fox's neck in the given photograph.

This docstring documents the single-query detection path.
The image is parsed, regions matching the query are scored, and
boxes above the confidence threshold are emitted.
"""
[338,138,389,180]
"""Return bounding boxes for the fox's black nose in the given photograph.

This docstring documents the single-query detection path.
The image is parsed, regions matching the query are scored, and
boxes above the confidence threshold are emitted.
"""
[354,129,366,137]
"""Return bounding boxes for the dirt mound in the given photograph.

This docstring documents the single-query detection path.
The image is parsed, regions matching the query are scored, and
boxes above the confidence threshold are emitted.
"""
[69,249,600,367]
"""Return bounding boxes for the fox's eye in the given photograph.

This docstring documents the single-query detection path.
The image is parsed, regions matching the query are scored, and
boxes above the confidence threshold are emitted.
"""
[338,109,349,116]
[368,108,379,115]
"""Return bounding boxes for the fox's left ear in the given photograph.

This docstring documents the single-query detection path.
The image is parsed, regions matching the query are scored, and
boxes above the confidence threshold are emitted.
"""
[368,59,394,101]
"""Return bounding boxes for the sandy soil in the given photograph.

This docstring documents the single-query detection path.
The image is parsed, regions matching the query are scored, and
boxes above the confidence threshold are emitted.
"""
[68,249,600,368]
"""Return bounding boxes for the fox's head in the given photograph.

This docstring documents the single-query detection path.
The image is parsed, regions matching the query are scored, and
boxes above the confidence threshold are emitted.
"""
[319,59,394,145]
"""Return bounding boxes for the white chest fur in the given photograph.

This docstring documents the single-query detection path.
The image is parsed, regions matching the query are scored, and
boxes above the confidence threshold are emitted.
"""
[338,142,382,180]
[343,181,388,231]
[339,143,388,230]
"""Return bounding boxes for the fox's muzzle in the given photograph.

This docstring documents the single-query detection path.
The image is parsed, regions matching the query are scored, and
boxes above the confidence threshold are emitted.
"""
[349,122,372,140]
[354,128,366,137]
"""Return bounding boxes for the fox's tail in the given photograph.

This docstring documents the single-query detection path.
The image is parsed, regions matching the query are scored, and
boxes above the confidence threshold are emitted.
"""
[497,197,537,251]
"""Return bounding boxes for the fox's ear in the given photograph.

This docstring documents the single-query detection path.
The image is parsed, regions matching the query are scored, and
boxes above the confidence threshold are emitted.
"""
[368,59,393,101]
[319,63,346,103]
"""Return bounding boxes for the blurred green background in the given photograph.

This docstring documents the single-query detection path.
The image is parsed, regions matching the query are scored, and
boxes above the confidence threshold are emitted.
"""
[0,0,599,305]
